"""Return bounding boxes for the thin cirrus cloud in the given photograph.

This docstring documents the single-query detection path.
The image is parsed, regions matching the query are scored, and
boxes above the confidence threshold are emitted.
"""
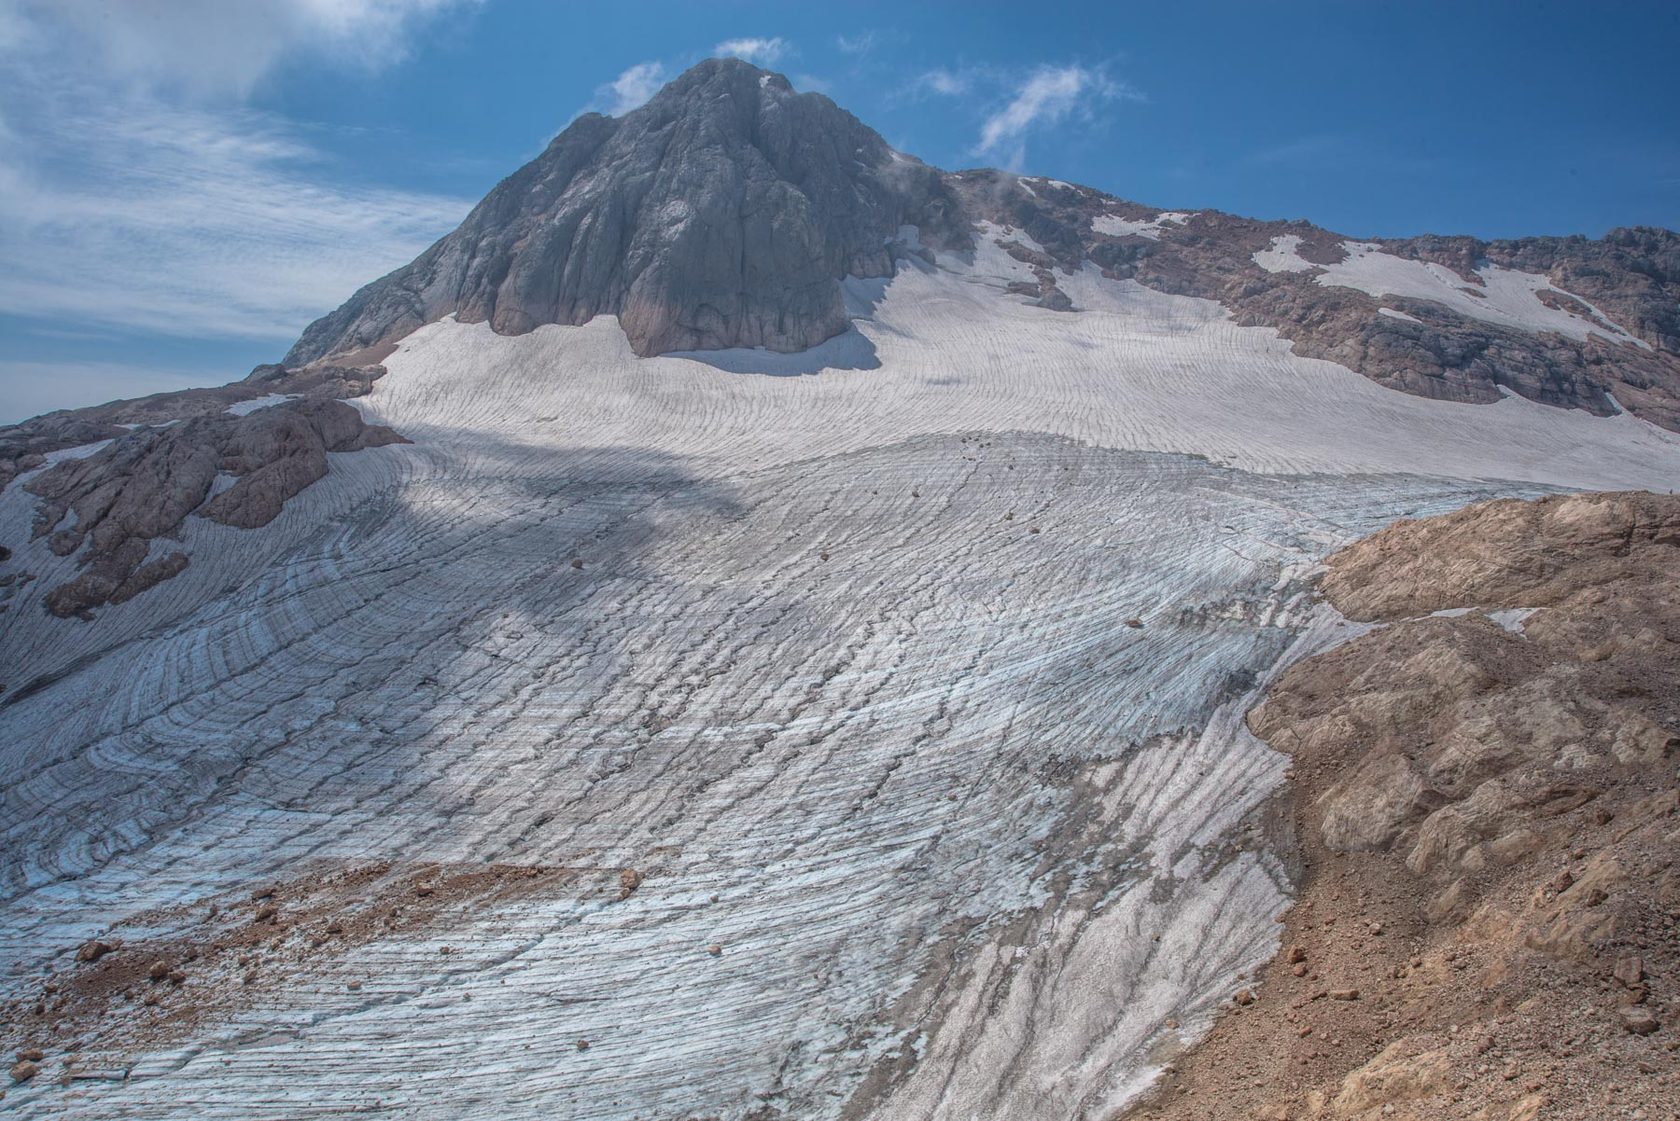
[835,31,877,56]
[0,97,471,342]
[21,0,480,99]
[714,37,791,66]
[974,65,1139,170]
[0,0,475,349]
[913,68,975,97]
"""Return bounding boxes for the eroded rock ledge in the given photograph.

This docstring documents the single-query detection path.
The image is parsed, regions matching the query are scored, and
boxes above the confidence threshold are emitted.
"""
[1128,491,1680,1121]
[2,367,404,619]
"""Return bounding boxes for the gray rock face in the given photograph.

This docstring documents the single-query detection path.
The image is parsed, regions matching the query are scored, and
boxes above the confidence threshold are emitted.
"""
[286,59,967,365]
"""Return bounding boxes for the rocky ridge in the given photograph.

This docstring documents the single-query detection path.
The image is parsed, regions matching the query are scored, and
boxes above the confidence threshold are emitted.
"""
[21,397,404,619]
[944,172,1680,431]
[1126,491,1680,1121]
[0,362,403,621]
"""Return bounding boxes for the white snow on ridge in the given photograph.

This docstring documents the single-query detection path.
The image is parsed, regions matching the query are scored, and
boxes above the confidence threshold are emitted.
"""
[347,238,1679,491]
[1092,210,1193,240]
[1251,233,1315,273]
[225,393,297,416]
[1255,234,1647,346]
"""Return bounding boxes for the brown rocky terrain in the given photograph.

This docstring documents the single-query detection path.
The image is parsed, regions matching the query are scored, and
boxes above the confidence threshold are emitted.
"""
[0,854,682,1091]
[0,861,585,1086]
[1123,490,1680,1120]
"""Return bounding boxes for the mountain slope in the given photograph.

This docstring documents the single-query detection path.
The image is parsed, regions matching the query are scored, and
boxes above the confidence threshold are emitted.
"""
[1130,492,1680,1121]
[0,59,1677,1121]
[7,60,1680,625]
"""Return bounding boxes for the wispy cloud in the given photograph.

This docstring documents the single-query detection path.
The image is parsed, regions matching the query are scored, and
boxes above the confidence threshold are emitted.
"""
[975,65,1139,170]
[836,31,878,56]
[594,61,667,116]
[714,37,791,66]
[20,0,478,99]
[914,68,975,97]
[0,1,474,347]
[1247,134,1347,166]
[1245,133,1440,176]
[0,95,472,340]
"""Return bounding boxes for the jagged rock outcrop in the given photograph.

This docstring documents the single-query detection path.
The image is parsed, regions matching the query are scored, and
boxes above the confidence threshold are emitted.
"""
[0,362,390,493]
[1127,491,1680,1121]
[285,58,968,365]
[24,399,405,618]
[0,362,400,615]
[1321,489,1680,620]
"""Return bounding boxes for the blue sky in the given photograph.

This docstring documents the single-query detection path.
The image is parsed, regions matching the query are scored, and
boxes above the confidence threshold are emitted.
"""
[3,0,1677,422]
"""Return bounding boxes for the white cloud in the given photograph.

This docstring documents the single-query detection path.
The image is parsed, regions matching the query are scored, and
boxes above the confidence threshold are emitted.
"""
[0,94,472,341]
[15,0,478,99]
[836,31,877,56]
[0,1,473,347]
[595,61,667,116]
[915,68,973,97]
[975,65,1136,170]
[714,37,790,66]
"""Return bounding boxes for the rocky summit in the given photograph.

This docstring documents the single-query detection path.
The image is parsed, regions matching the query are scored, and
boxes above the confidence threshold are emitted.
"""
[0,59,1677,1121]
[286,59,966,364]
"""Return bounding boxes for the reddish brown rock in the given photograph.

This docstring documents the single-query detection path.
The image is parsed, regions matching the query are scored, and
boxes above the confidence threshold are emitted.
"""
[1622,1007,1661,1036]
[1125,491,1680,1121]
[75,940,113,964]
[23,398,405,618]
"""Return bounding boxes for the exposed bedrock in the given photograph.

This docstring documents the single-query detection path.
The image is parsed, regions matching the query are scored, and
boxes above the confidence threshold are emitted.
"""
[21,398,404,618]
[0,361,391,494]
[1128,491,1680,1120]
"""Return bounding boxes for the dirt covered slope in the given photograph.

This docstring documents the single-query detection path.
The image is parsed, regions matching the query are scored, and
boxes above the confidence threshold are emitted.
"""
[1127,490,1680,1121]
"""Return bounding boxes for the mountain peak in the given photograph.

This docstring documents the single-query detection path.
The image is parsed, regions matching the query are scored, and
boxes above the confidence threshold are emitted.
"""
[648,55,793,98]
[286,58,960,365]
